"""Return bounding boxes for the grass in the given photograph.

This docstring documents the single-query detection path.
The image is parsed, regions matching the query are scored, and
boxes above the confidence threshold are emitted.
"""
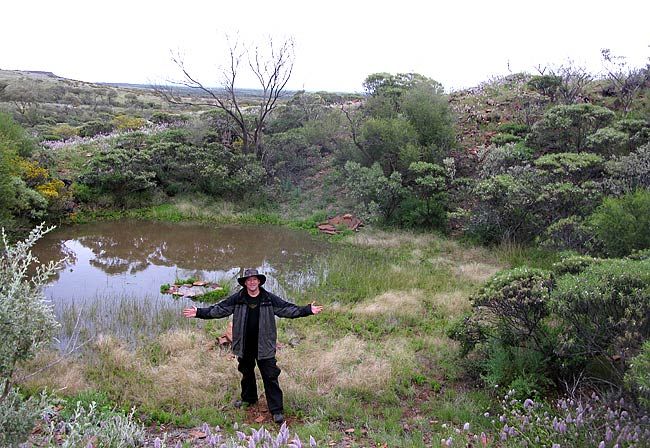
[18,225,524,446]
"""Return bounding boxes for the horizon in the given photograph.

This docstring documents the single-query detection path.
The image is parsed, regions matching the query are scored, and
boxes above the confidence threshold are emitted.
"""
[1,0,648,93]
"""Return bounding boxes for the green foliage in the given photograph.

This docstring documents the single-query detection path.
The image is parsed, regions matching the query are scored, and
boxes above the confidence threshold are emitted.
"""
[537,216,597,253]
[80,133,156,206]
[551,253,603,276]
[550,258,650,375]
[0,389,50,447]
[625,340,650,410]
[482,343,551,398]
[468,170,540,244]
[527,103,615,153]
[589,189,650,257]
[491,133,521,146]
[343,161,406,223]
[0,225,61,445]
[49,401,145,448]
[0,111,37,157]
[360,117,418,173]
[604,142,650,195]
[534,152,604,182]
[264,128,320,182]
[586,126,630,156]
[401,82,455,151]
[527,74,562,100]
[78,120,114,137]
[112,114,146,131]
[394,161,448,229]
[143,128,267,199]
[497,122,529,136]
[477,143,535,177]
[471,267,553,346]
[198,283,231,304]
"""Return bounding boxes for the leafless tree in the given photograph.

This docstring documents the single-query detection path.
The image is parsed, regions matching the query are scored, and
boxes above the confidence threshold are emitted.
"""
[536,62,593,104]
[157,35,295,161]
[601,48,649,113]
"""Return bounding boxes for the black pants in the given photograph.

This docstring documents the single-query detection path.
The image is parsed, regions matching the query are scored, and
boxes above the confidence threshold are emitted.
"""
[237,356,283,414]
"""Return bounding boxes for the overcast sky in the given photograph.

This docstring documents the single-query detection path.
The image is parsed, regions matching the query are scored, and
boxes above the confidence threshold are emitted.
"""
[2,0,648,93]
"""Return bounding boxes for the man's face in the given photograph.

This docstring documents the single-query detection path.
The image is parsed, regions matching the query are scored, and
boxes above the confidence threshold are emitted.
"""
[245,276,260,293]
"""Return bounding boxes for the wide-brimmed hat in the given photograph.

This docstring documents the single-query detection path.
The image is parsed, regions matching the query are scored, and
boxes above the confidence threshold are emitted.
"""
[237,268,266,286]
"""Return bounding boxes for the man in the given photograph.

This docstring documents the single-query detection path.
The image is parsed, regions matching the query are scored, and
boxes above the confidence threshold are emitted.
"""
[182,268,323,424]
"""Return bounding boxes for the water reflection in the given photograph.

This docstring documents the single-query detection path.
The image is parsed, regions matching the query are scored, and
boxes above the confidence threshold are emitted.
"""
[32,220,328,345]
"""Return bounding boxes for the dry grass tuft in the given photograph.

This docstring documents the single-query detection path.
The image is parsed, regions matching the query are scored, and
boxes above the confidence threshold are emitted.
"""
[18,350,89,395]
[281,334,391,396]
[430,290,472,316]
[352,289,424,316]
[346,230,435,249]
[94,334,137,368]
[158,328,201,354]
[454,261,501,284]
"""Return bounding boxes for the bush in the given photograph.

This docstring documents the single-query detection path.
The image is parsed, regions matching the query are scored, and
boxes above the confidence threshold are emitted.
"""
[491,133,521,146]
[471,267,553,347]
[497,122,529,136]
[589,189,650,257]
[538,216,598,253]
[343,161,406,223]
[550,258,650,377]
[45,401,144,448]
[0,389,50,447]
[78,120,114,137]
[551,253,603,276]
[604,143,650,195]
[527,103,615,153]
[0,225,61,446]
[468,169,540,244]
[112,114,146,131]
[625,340,650,410]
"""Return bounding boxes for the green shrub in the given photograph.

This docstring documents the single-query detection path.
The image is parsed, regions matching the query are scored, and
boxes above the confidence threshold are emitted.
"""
[0,389,50,447]
[0,225,61,446]
[491,133,521,146]
[343,161,406,223]
[589,189,650,257]
[497,122,529,136]
[538,216,598,253]
[78,120,114,137]
[604,143,650,195]
[482,343,551,399]
[550,258,650,377]
[551,253,602,275]
[471,267,553,347]
[527,103,615,153]
[625,340,650,410]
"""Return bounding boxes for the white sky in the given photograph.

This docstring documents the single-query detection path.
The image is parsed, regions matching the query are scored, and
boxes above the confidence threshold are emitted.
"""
[2,0,648,93]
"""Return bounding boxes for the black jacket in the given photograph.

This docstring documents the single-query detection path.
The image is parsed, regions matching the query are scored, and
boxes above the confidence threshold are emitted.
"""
[195,287,312,359]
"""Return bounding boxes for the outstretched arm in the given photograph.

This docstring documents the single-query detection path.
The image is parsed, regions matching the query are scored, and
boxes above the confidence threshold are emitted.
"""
[182,306,197,318]
[182,293,237,319]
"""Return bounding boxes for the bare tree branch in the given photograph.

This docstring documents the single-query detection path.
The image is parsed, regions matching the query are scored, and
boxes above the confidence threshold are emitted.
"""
[154,34,295,159]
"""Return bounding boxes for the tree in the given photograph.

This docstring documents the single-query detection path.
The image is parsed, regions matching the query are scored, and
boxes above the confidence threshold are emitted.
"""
[601,48,649,113]
[159,35,295,161]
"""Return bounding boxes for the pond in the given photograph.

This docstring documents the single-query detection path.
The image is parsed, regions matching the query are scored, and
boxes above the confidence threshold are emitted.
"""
[32,220,329,347]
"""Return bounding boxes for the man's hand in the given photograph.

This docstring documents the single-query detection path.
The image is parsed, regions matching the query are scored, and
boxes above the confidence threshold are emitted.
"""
[310,302,323,314]
[182,306,197,318]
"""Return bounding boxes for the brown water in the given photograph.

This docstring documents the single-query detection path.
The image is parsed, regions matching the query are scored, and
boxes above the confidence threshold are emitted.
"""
[32,220,328,345]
